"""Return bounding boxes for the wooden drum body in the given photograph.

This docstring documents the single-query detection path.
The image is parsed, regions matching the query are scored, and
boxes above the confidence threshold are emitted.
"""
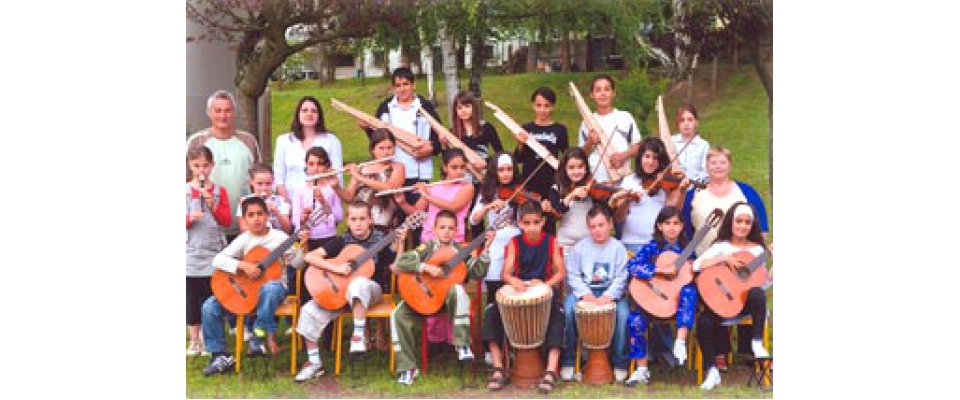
[496,284,553,387]
[575,301,616,384]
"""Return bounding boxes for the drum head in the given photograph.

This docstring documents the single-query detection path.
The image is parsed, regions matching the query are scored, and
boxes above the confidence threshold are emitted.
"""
[574,300,616,313]
[497,282,552,303]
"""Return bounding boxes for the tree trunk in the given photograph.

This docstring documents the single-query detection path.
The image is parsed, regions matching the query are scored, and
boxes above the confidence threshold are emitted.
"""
[747,37,773,204]
[561,30,571,72]
[711,56,718,94]
[469,33,484,97]
[527,42,538,73]
[439,24,459,110]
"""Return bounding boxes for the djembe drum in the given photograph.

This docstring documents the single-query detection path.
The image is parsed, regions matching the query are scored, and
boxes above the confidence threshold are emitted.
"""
[496,283,553,387]
[575,301,616,384]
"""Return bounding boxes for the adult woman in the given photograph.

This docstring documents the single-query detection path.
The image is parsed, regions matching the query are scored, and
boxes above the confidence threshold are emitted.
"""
[681,147,769,257]
[273,96,344,209]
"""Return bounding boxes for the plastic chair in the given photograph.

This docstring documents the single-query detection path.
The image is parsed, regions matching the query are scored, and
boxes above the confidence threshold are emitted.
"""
[233,266,302,375]
[418,277,482,374]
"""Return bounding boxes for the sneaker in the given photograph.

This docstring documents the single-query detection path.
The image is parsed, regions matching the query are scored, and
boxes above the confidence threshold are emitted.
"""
[202,354,236,376]
[483,352,493,365]
[700,366,721,390]
[715,355,728,372]
[751,339,770,359]
[248,329,268,356]
[625,367,650,386]
[187,341,202,356]
[614,368,628,383]
[350,334,367,354]
[456,345,474,361]
[294,361,325,382]
[397,368,419,385]
[560,366,575,382]
[673,340,687,365]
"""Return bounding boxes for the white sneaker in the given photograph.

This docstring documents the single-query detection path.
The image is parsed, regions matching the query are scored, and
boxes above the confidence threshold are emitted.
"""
[456,345,474,361]
[560,366,575,381]
[294,361,325,382]
[673,340,687,365]
[186,341,203,356]
[625,367,650,386]
[700,366,721,390]
[484,352,493,365]
[614,368,628,383]
[751,339,770,358]
[397,368,419,385]
[350,334,367,354]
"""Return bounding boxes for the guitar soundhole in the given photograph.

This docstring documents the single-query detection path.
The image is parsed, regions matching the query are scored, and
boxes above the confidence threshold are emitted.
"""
[736,267,750,280]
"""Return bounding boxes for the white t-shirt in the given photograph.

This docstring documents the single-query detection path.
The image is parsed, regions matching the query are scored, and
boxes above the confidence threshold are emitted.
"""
[578,109,641,182]
[381,96,434,180]
[618,174,666,246]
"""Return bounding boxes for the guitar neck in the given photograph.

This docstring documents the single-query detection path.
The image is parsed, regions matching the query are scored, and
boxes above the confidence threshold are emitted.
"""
[443,234,486,270]
[744,250,769,273]
[259,231,299,270]
[350,230,398,270]
[674,222,713,268]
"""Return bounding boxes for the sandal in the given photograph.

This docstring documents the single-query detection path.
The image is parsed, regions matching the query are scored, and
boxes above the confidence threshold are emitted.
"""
[487,367,509,391]
[538,370,558,393]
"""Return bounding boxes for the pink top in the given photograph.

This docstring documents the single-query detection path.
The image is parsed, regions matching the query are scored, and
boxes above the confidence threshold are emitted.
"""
[292,184,343,239]
[420,181,470,243]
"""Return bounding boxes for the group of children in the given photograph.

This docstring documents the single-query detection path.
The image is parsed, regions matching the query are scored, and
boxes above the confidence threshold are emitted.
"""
[185,69,772,392]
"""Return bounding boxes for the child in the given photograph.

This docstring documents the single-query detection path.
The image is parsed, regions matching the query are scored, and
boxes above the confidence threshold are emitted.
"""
[609,137,684,254]
[578,75,642,183]
[237,163,292,233]
[671,104,710,183]
[515,87,569,234]
[447,90,504,238]
[468,152,523,305]
[394,148,475,244]
[342,128,406,233]
[693,202,771,390]
[560,203,631,383]
[623,206,698,386]
[293,201,402,382]
[200,196,305,376]
[390,211,494,385]
[545,148,606,257]
[293,147,344,250]
[482,201,566,393]
[186,146,232,356]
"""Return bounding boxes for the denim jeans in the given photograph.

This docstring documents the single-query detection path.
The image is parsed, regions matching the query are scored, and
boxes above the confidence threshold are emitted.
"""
[561,289,631,370]
[201,280,287,354]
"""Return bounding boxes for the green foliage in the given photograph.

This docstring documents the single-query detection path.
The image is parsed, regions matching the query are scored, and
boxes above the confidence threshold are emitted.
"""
[617,68,669,136]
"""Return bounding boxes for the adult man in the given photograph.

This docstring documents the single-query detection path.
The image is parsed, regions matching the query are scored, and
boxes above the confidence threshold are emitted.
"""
[186,90,262,240]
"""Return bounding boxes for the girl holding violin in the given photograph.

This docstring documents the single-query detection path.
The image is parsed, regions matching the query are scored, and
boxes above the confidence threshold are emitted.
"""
[693,202,770,390]
[608,137,686,254]
[545,147,611,256]
[468,152,523,305]
[341,129,406,234]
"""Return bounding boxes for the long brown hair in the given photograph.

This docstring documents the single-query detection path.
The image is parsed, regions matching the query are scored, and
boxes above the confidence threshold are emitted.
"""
[556,147,592,197]
[451,90,481,139]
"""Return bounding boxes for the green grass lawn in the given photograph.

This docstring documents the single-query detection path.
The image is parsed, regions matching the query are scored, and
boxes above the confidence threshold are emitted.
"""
[186,66,773,398]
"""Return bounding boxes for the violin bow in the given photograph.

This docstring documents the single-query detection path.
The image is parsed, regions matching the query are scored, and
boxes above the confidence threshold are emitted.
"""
[504,158,549,205]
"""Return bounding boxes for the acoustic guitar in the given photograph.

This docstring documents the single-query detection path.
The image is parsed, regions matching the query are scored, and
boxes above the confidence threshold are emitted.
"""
[305,212,426,310]
[696,248,770,318]
[210,206,330,315]
[398,210,510,314]
[629,209,723,318]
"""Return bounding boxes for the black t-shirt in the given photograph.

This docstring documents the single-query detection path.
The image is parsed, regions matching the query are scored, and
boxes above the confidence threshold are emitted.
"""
[460,121,504,161]
[321,230,395,289]
[514,122,569,197]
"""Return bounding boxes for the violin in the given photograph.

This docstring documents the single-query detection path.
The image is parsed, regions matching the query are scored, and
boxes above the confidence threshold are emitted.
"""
[497,185,562,217]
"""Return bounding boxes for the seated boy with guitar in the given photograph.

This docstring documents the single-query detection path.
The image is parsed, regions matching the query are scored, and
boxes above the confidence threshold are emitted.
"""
[293,201,416,382]
[390,210,494,385]
[201,196,306,376]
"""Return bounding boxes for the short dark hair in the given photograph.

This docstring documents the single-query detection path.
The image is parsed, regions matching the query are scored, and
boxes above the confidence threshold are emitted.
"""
[435,210,458,226]
[392,67,415,84]
[590,74,615,91]
[586,202,613,222]
[305,146,331,166]
[248,163,273,178]
[241,196,268,215]
[368,128,396,152]
[518,201,543,219]
[530,86,556,104]
[347,200,372,217]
